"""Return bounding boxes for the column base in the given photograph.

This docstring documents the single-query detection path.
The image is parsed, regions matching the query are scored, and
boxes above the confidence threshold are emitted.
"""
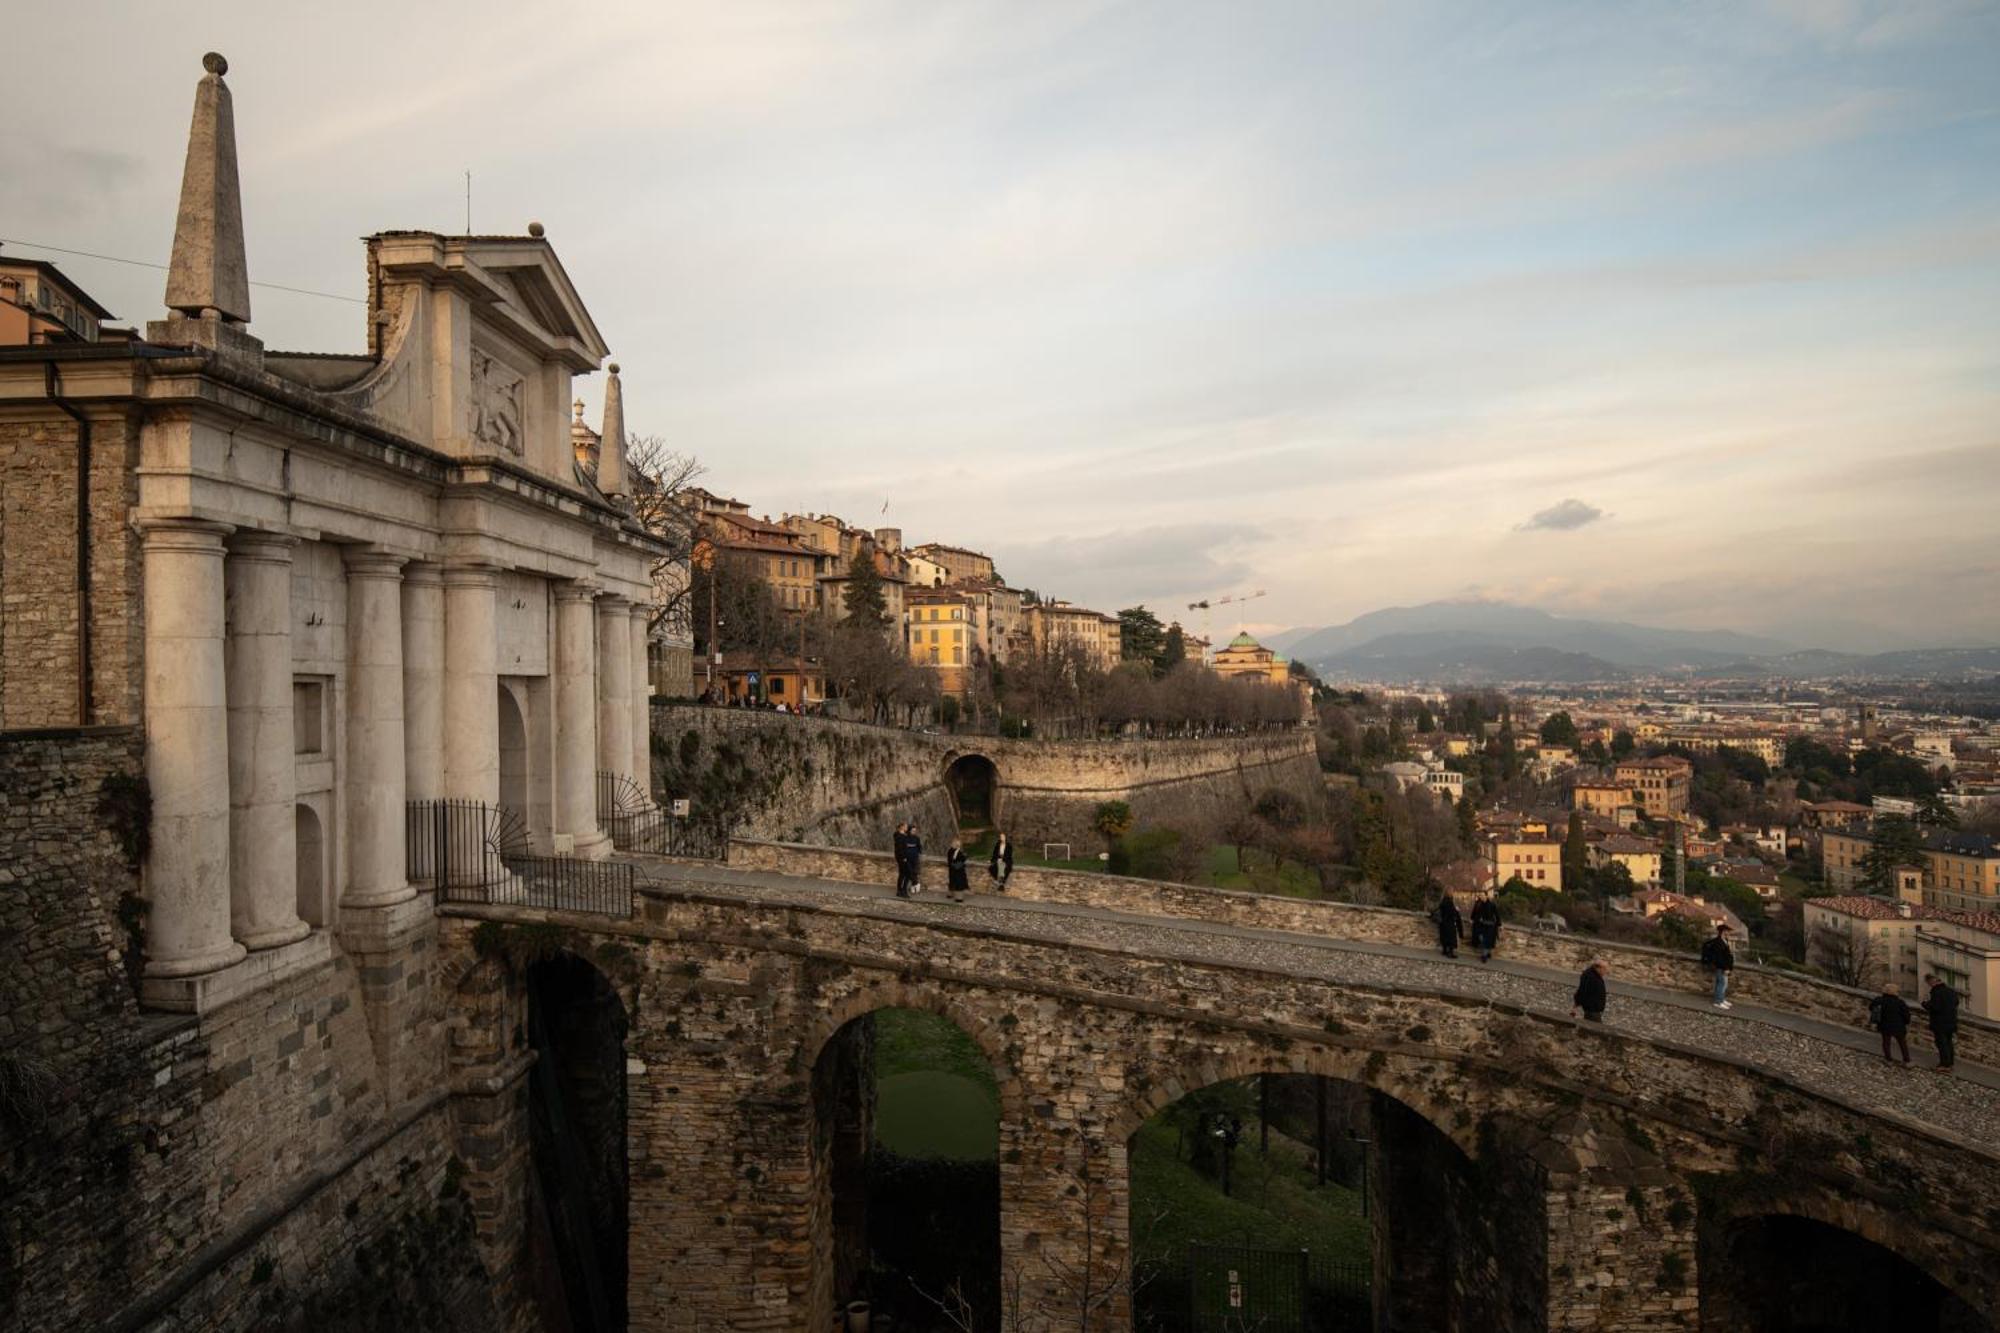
[143,936,248,980]
[337,888,434,953]
[140,930,331,1015]
[238,918,313,952]
[558,827,614,861]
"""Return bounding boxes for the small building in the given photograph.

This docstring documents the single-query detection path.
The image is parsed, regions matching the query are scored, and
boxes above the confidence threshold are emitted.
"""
[0,253,117,346]
[1805,896,2000,1021]
[1491,836,1562,892]
[1589,834,1662,887]
[1614,756,1694,818]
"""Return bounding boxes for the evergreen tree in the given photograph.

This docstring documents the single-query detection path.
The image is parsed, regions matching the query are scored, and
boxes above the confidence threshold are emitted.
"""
[1157,623,1188,674]
[842,548,888,628]
[1539,711,1580,748]
[1860,815,1925,894]
[1117,606,1167,671]
[1562,810,1588,884]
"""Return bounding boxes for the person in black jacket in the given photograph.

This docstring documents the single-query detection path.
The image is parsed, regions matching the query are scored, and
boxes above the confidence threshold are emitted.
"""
[989,832,1015,892]
[946,839,971,902]
[905,824,924,895]
[1572,960,1609,1022]
[1874,983,1912,1065]
[1700,923,1735,1010]
[892,822,911,897]
[1434,891,1463,959]
[1469,892,1502,963]
[1923,973,1960,1073]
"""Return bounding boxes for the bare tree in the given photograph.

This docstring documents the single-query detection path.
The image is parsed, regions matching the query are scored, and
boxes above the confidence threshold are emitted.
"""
[623,432,703,637]
[1809,923,1881,989]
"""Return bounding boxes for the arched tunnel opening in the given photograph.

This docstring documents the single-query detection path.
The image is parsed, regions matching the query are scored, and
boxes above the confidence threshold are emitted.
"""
[815,1008,1002,1332]
[1698,1212,1987,1332]
[945,754,998,837]
[526,954,629,1333]
[1131,1075,1543,1333]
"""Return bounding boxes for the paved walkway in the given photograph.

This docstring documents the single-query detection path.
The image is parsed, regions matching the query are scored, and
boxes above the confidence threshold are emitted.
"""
[626,857,2000,1147]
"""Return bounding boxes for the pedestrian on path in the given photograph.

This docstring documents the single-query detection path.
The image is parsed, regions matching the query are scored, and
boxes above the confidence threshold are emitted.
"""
[1571,959,1609,1023]
[905,824,925,896]
[1433,890,1462,959]
[892,822,912,897]
[1701,923,1735,1010]
[1871,983,1912,1065]
[947,840,970,902]
[1923,973,1960,1073]
[1469,891,1501,964]
[989,832,1014,892]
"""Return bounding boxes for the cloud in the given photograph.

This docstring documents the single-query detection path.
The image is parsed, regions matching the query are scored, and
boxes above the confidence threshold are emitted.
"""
[1003,522,1260,611]
[1516,499,1607,533]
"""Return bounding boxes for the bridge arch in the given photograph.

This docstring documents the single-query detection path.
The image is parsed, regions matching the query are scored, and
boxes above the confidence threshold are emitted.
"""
[943,750,1000,833]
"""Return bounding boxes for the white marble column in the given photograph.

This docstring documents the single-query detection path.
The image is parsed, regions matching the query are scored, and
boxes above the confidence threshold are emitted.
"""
[140,518,245,978]
[225,531,308,949]
[444,563,500,805]
[555,582,610,855]
[596,595,633,787]
[628,603,654,802]
[343,549,412,910]
[401,562,445,803]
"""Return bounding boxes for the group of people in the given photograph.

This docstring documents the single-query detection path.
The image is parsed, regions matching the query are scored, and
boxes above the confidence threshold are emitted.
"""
[891,824,1015,904]
[1435,905,1966,1070]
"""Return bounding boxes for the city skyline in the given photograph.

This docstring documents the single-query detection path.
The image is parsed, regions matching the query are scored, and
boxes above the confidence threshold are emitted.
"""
[8,1,1998,651]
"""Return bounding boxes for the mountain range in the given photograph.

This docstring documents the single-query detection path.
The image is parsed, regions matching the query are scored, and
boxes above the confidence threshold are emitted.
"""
[1263,601,2000,684]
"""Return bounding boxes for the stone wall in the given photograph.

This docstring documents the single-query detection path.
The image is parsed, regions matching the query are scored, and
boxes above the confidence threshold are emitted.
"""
[0,728,524,1332]
[648,703,1320,851]
[436,877,2000,1331]
[724,838,2000,1067]
[0,413,144,729]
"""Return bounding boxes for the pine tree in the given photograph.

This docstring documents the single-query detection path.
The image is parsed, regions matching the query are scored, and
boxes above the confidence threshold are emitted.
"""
[843,548,888,629]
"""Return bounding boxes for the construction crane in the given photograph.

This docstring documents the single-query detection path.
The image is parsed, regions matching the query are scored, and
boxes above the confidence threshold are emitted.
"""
[1185,589,1266,662]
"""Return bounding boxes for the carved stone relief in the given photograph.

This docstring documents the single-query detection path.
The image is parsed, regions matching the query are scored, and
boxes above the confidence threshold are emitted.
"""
[470,348,525,455]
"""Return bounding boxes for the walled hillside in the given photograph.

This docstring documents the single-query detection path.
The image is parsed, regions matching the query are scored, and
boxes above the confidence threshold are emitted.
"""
[0,729,517,1332]
[647,704,1320,852]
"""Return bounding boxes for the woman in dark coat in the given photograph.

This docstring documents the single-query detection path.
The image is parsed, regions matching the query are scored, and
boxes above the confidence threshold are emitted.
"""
[1434,891,1462,959]
[989,832,1015,891]
[1469,892,1502,963]
[947,840,971,902]
[1572,960,1609,1022]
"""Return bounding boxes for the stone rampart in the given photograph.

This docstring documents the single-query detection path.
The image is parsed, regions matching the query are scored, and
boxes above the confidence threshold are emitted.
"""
[723,838,2000,1067]
[0,728,521,1332]
[648,703,1320,851]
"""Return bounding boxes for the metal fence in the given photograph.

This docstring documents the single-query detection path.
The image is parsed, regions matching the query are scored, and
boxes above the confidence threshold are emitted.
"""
[596,770,727,860]
[1135,1246,1371,1333]
[407,799,634,917]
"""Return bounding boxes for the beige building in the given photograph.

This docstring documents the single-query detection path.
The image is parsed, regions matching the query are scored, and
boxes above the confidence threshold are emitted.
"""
[910,541,996,585]
[1927,831,2000,913]
[1614,756,1693,818]
[1805,896,2000,1021]
[0,58,661,1012]
[1211,631,1290,684]
[1025,600,1121,671]
[1589,834,1662,887]
[1491,836,1562,891]
[1822,827,1872,893]
[1,254,116,346]
[1571,781,1638,826]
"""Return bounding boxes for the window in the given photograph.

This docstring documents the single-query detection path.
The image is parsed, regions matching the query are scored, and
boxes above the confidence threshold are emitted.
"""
[293,680,326,754]
[770,678,786,696]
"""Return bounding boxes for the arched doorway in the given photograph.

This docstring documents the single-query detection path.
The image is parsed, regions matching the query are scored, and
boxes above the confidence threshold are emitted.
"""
[812,1007,1002,1331]
[1128,1074,1534,1332]
[498,683,529,820]
[294,802,325,925]
[1698,1212,1985,1331]
[526,954,629,1332]
[945,754,998,835]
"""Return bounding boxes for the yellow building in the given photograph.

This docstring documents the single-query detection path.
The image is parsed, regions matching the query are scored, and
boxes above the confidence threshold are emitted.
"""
[1212,631,1287,684]
[1491,836,1562,891]
[1923,831,2000,913]
[1571,781,1637,826]
[1,256,114,346]
[696,511,826,612]
[1614,756,1693,818]
[1589,834,1662,887]
[1822,828,1872,893]
[906,588,976,695]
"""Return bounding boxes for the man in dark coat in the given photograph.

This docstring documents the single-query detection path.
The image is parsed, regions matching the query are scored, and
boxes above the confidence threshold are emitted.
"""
[892,822,912,897]
[947,839,971,902]
[1923,973,1960,1073]
[1873,983,1912,1065]
[905,824,924,895]
[1469,892,1502,963]
[1434,891,1462,959]
[1571,960,1609,1022]
[1700,923,1735,1010]
[989,832,1015,891]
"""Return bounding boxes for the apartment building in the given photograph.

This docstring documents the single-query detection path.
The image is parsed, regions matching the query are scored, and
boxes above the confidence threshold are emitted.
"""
[1804,896,2000,1020]
[905,587,977,696]
[1491,836,1563,891]
[1614,756,1694,818]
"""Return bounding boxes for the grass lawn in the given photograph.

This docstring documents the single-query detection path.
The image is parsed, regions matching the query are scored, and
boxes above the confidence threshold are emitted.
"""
[1128,1116,1369,1268]
[962,830,1108,874]
[871,1009,1001,1161]
[1200,846,1323,899]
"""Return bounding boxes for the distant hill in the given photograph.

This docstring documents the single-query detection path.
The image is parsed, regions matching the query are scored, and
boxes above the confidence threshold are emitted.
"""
[1290,600,1996,683]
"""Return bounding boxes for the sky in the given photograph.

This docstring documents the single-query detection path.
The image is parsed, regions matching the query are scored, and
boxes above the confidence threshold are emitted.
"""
[9,1,1999,653]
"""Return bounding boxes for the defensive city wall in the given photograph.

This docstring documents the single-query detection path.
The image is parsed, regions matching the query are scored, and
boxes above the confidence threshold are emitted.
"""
[650,702,1322,850]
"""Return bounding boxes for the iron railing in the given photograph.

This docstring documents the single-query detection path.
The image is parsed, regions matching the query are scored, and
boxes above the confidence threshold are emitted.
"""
[596,769,727,859]
[407,799,634,917]
[1134,1246,1370,1333]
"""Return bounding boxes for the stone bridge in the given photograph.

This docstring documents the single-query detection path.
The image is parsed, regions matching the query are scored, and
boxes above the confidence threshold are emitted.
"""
[440,845,2000,1332]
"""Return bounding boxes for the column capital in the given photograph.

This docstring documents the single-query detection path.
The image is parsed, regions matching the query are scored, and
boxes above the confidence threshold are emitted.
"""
[595,592,631,613]
[227,530,299,563]
[401,560,445,587]
[443,561,501,589]
[137,516,234,552]
[628,601,654,624]
[554,579,600,606]
[342,546,408,579]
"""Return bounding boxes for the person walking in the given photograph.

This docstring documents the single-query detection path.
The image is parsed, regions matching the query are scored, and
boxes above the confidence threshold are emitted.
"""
[906,824,925,895]
[892,822,912,897]
[1571,960,1609,1023]
[947,839,970,902]
[1433,890,1462,959]
[989,832,1014,892]
[1700,923,1735,1010]
[1469,892,1502,964]
[1922,973,1960,1073]
[1873,983,1912,1065]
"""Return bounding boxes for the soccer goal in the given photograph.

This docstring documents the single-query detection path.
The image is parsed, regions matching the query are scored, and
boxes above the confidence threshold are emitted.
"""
[1042,842,1071,862]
